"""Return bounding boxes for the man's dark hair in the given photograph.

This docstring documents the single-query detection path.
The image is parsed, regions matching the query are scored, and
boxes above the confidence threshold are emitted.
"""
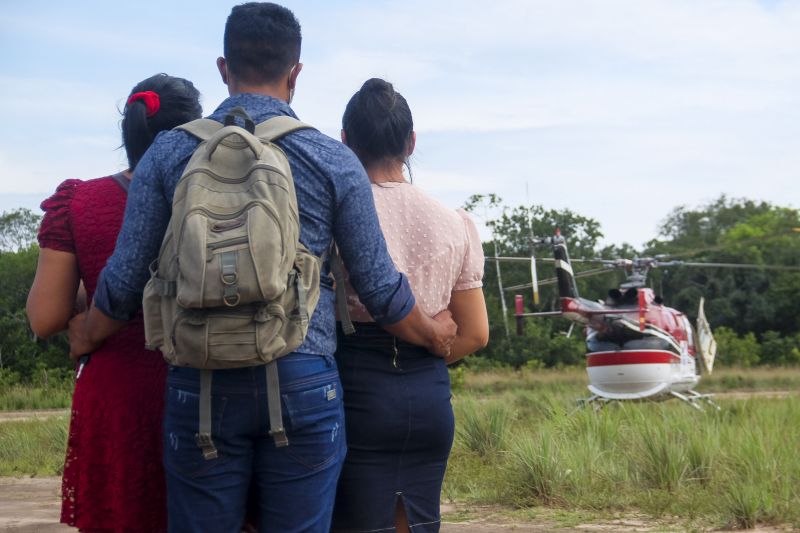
[224,3,302,84]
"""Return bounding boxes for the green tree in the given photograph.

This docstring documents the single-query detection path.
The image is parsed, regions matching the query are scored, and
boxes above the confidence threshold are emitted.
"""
[713,327,760,367]
[0,208,41,252]
[0,210,72,380]
[758,331,800,366]
[645,196,800,338]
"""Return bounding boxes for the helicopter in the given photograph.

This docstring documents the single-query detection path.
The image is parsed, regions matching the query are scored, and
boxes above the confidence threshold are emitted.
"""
[488,229,800,410]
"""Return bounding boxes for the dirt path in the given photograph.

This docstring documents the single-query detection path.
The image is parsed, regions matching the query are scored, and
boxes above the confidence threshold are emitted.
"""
[712,389,800,400]
[0,477,794,532]
[0,478,70,532]
[0,409,68,424]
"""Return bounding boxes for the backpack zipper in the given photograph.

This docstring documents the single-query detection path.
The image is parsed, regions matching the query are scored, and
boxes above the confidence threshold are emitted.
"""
[183,164,289,185]
[180,203,289,259]
[207,235,249,253]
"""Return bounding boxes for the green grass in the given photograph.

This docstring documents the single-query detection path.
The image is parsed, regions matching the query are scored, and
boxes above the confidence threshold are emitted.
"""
[443,366,800,530]
[0,415,68,476]
[0,384,72,411]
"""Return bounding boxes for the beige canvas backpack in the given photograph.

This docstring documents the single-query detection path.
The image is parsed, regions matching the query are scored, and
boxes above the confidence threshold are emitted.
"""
[143,108,320,459]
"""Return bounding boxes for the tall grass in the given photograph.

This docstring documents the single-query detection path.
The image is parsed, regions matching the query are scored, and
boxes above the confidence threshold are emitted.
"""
[0,384,72,410]
[0,416,68,476]
[0,367,74,411]
[455,398,513,457]
[444,367,800,529]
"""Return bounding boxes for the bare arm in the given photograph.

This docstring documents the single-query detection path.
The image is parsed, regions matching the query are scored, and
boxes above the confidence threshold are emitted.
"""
[26,248,80,338]
[444,287,489,365]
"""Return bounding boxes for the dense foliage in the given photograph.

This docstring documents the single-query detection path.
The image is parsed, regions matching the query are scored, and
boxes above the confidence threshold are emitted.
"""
[0,209,72,383]
[0,196,798,382]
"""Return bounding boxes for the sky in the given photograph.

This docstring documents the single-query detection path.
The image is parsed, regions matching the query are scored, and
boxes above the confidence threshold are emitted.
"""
[1,0,798,248]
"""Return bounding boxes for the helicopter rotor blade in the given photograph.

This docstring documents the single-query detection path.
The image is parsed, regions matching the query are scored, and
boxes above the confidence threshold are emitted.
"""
[485,256,608,264]
[673,261,800,272]
[504,267,613,291]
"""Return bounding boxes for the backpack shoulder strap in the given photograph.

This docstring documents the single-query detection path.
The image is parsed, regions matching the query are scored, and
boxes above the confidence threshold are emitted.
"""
[328,243,355,335]
[255,116,314,143]
[110,172,130,194]
[176,118,225,141]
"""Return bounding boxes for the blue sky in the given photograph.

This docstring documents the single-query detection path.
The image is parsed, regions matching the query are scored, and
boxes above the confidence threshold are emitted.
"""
[1,0,798,247]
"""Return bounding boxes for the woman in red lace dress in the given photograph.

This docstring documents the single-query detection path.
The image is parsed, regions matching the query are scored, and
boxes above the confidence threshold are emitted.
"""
[26,74,201,532]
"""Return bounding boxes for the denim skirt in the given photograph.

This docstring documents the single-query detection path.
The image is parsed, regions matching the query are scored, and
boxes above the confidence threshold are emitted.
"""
[331,323,455,533]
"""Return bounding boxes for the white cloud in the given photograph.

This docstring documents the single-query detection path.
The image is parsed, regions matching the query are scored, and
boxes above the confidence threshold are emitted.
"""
[2,0,798,247]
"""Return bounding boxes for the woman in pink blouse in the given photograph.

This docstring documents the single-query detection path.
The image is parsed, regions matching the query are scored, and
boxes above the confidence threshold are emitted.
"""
[331,78,489,533]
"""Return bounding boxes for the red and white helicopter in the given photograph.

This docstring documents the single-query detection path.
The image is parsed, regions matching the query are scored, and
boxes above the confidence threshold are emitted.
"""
[491,230,799,410]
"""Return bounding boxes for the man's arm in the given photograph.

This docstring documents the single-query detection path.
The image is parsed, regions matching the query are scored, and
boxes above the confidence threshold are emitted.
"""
[382,306,457,358]
[68,303,127,359]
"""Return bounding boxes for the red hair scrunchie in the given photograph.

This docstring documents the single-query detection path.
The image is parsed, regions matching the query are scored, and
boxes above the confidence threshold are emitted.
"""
[127,91,160,117]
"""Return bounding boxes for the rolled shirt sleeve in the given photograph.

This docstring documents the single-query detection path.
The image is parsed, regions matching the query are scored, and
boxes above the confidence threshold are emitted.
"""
[454,209,485,291]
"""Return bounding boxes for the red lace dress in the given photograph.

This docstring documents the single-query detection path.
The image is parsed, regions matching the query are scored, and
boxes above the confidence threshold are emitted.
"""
[39,177,168,532]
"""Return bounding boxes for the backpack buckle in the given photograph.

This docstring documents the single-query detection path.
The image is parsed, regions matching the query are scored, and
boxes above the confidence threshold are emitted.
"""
[254,305,269,323]
[195,433,219,460]
[222,285,241,307]
[269,426,289,448]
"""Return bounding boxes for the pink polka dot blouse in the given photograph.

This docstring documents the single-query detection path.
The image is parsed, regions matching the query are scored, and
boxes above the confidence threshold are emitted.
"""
[344,182,485,321]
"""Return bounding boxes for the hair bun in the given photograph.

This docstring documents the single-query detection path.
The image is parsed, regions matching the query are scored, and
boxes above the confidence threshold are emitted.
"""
[360,78,397,115]
[342,77,413,167]
[362,78,392,93]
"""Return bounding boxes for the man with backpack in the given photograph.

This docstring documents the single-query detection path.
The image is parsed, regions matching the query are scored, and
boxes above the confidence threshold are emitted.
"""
[68,3,457,531]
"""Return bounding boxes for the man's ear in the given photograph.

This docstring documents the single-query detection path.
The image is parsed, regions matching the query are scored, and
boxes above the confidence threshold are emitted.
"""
[288,62,303,90]
[406,131,416,157]
[216,57,228,85]
[341,129,347,145]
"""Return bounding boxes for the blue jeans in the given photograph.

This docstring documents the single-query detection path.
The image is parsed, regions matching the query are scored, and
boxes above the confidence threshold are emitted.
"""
[163,353,346,532]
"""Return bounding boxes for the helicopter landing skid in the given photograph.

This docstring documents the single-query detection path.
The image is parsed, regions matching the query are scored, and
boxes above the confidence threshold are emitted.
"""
[571,394,613,414]
[670,390,720,411]
[572,389,721,414]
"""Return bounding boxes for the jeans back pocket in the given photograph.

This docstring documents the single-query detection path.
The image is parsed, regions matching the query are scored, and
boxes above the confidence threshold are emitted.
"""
[281,376,344,471]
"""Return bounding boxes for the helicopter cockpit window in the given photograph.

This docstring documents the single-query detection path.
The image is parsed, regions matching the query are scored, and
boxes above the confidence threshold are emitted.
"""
[586,327,621,352]
[605,288,638,307]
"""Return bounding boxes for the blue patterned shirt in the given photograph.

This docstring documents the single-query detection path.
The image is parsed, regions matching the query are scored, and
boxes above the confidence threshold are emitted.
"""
[94,93,415,356]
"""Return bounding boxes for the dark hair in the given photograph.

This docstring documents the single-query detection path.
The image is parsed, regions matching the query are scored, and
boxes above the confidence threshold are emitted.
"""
[122,73,202,169]
[224,2,302,85]
[342,78,414,169]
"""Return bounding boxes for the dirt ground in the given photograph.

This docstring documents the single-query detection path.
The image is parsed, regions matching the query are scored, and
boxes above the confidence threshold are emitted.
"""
[0,477,70,532]
[0,477,795,532]
[0,410,68,424]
